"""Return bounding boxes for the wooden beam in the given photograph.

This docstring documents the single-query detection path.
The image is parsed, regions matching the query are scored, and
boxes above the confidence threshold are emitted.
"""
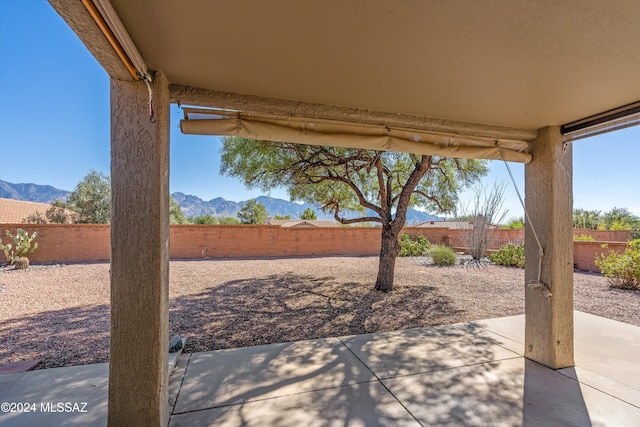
[109,72,170,426]
[524,126,574,369]
[48,0,131,80]
[170,84,539,142]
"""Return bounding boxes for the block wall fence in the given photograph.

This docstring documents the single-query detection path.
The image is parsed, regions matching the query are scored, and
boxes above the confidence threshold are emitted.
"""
[0,223,631,273]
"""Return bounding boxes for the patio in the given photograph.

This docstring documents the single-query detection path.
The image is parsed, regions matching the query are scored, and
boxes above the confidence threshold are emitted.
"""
[1,310,638,426]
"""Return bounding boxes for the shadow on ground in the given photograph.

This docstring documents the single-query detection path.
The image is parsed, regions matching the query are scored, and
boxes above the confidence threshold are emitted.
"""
[0,304,110,369]
[169,273,463,354]
[1,272,461,368]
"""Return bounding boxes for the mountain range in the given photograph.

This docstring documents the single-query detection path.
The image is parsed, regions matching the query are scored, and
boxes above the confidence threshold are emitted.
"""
[0,180,70,203]
[0,180,441,224]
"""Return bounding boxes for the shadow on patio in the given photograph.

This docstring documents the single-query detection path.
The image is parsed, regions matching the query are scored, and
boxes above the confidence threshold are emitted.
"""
[2,313,640,426]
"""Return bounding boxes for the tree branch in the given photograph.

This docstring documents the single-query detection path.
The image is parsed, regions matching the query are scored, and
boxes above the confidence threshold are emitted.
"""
[414,190,447,211]
[392,155,432,233]
[334,213,382,225]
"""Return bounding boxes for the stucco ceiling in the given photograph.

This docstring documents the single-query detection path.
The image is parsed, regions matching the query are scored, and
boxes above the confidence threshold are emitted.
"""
[81,1,640,130]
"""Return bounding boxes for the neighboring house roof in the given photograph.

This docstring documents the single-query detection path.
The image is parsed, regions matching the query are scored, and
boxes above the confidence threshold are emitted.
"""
[416,219,499,230]
[267,219,339,228]
[416,220,475,229]
[0,198,52,223]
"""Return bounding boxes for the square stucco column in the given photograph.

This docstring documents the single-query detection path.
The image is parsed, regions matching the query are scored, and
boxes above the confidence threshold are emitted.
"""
[524,126,574,369]
[109,72,170,426]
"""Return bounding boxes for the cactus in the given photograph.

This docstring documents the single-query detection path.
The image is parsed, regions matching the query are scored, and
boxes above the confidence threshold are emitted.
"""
[0,229,39,266]
[14,257,30,270]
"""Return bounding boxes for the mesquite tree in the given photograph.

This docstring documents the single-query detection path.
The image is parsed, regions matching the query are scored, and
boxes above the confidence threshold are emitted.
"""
[221,137,487,291]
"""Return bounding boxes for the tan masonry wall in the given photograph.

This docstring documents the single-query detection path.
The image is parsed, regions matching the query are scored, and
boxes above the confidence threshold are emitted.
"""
[0,223,631,272]
[573,228,633,242]
[572,241,628,272]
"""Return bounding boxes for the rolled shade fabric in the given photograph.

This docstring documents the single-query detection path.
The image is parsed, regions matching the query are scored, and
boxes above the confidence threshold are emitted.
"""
[180,108,532,163]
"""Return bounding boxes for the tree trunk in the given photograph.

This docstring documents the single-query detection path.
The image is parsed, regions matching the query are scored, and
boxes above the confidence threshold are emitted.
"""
[375,224,401,292]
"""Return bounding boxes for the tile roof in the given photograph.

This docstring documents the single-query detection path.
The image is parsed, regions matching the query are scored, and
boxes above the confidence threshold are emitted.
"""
[415,220,475,229]
[266,219,339,228]
[0,198,52,223]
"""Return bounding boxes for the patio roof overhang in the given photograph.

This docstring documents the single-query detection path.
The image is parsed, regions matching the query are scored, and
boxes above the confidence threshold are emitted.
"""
[52,0,640,157]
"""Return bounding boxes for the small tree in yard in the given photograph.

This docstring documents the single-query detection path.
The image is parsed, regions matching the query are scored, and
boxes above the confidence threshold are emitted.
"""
[238,198,268,224]
[66,170,111,224]
[221,137,487,291]
[457,181,508,263]
[170,196,187,224]
[300,208,318,220]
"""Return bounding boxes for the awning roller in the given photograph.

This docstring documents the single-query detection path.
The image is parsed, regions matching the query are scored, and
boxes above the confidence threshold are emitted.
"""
[181,109,532,163]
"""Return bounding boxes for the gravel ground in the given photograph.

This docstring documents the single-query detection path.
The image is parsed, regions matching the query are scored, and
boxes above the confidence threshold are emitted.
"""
[1,256,639,369]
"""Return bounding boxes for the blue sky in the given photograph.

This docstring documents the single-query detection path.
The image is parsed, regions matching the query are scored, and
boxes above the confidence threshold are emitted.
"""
[1,1,639,219]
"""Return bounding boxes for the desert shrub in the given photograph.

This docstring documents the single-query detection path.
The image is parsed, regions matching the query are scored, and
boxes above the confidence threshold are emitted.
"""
[574,234,595,241]
[431,245,457,266]
[0,229,39,266]
[595,239,640,290]
[489,243,525,268]
[398,233,432,257]
[23,211,47,224]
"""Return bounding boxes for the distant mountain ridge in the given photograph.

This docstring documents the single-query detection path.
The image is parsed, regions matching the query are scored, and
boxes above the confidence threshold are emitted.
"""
[171,193,442,224]
[0,180,442,224]
[0,179,70,203]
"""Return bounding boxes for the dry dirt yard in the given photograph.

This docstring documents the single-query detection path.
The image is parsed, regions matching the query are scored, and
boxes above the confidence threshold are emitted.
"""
[1,256,639,369]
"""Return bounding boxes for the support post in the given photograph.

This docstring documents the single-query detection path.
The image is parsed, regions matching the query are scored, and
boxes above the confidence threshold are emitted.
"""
[524,126,574,369]
[109,72,170,426]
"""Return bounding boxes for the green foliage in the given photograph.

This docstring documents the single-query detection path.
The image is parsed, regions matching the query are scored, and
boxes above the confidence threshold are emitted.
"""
[220,137,487,224]
[574,234,595,241]
[631,231,640,240]
[431,245,457,266]
[489,243,525,268]
[574,207,639,231]
[217,216,241,225]
[191,214,240,225]
[505,216,524,229]
[573,209,601,230]
[170,196,187,224]
[192,214,218,224]
[66,170,111,223]
[601,207,640,231]
[398,233,432,257]
[300,208,318,220]
[237,199,268,224]
[595,239,640,290]
[0,228,39,266]
[46,200,73,224]
[273,214,291,220]
[23,211,47,224]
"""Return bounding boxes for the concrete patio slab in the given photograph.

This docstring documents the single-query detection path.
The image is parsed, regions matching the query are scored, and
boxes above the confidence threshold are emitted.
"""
[458,322,524,356]
[340,323,520,379]
[172,337,376,414]
[2,312,639,426]
[558,366,640,409]
[383,357,640,426]
[169,381,419,427]
[0,363,108,427]
[572,311,640,394]
[475,311,640,409]
[471,313,525,345]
